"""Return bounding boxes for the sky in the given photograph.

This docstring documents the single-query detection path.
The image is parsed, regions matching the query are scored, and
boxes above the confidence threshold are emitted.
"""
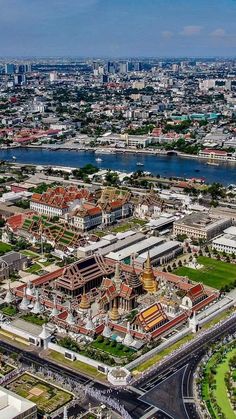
[0,0,236,57]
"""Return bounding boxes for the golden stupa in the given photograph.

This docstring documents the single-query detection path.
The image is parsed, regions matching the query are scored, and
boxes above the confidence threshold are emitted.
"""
[141,252,157,293]
[79,289,90,310]
[109,298,120,321]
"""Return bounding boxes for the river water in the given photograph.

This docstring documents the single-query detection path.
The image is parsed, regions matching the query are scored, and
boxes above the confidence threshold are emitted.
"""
[0,148,236,185]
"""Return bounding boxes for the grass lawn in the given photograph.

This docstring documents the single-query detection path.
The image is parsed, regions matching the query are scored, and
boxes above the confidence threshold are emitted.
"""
[21,250,40,258]
[132,334,193,374]
[202,346,236,419]
[94,231,106,238]
[1,305,18,317]
[21,314,46,326]
[215,348,236,419]
[6,373,73,415]
[131,218,147,226]
[26,263,41,273]
[91,340,134,357]
[39,260,52,266]
[0,241,12,254]
[174,256,236,289]
[48,350,107,381]
[110,223,135,233]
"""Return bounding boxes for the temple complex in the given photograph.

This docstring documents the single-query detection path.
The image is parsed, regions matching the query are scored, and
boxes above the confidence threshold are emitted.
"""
[5,251,218,347]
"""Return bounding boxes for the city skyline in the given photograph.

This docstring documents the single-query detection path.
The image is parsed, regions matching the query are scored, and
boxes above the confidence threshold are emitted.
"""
[0,0,236,57]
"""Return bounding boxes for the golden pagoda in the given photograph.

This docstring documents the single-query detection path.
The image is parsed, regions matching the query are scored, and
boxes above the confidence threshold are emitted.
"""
[109,298,120,322]
[79,288,90,310]
[141,252,158,293]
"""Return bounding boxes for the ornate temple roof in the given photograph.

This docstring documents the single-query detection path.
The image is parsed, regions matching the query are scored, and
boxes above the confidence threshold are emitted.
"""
[186,283,206,303]
[134,302,168,332]
[56,255,114,292]
[126,264,142,289]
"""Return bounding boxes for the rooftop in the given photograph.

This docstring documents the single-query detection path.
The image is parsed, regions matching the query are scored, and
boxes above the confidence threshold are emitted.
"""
[106,236,164,261]
[0,386,36,419]
[175,212,231,230]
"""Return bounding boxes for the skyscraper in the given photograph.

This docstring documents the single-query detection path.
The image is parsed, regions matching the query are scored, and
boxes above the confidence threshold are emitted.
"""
[5,64,15,75]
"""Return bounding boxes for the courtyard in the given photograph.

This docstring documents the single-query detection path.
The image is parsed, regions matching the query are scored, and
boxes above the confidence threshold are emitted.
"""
[6,373,73,415]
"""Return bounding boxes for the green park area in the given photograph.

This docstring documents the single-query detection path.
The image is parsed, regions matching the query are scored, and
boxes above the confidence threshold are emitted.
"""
[0,241,12,255]
[174,256,236,289]
[201,345,236,419]
[6,373,73,415]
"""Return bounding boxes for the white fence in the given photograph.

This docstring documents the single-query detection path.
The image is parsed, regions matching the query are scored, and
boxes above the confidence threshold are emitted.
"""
[48,342,109,372]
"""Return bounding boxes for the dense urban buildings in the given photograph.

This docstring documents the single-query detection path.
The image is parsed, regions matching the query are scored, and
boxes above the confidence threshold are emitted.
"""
[0,56,236,419]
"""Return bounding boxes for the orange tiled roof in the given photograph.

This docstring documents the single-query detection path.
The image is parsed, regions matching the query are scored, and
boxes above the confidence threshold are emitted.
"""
[87,207,102,216]
[110,199,124,209]
[31,186,93,209]
[137,302,167,332]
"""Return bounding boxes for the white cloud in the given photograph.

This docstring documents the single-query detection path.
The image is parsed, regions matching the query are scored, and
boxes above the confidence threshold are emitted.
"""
[161,30,173,39]
[180,25,202,36]
[210,28,226,37]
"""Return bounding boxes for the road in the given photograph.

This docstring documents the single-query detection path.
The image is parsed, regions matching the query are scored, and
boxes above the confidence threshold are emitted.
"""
[0,313,235,418]
[135,314,236,419]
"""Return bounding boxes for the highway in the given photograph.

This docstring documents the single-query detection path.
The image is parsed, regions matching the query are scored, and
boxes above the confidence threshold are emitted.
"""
[0,313,235,418]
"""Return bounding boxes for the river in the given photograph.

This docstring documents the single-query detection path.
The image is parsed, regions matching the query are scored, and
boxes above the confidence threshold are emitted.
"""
[0,148,236,185]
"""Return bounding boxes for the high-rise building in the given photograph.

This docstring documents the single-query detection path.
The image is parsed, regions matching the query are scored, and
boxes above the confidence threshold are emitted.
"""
[119,62,127,74]
[5,63,15,75]
[102,74,109,83]
[107,61,116,74]
[126,61,133,72]
[16,63,32,73]
[134,62,141,71]
[14,74,26,85]
[16,64,26,74]
[49,71,58,82]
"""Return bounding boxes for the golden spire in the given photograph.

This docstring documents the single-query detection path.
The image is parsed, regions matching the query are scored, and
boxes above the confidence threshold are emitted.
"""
[141,251,157,293]
[109,298,120,322]
[79,288,90,310]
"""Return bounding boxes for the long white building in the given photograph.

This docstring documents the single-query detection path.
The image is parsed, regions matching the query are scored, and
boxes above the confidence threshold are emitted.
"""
[106,236,164,262]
